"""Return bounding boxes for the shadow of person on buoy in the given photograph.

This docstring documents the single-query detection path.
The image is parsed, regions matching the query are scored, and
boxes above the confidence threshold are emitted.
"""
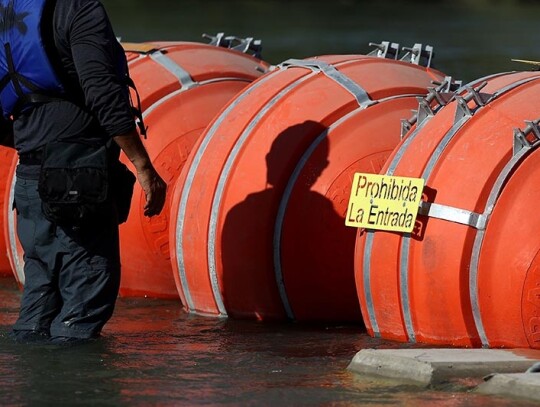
[221,120,359,322]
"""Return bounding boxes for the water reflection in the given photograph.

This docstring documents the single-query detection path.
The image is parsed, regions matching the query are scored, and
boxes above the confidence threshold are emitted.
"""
[1,278,534,405]
[0,340,122,405]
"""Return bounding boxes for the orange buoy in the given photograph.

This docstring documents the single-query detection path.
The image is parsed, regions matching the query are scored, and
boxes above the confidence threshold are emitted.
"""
[2,151,17,278]
[170,43,447,320]
[119,39,269,298]
[356,70,540,346]
[5,37,270,298]
[472,122,540,349]
[279,97,442,322]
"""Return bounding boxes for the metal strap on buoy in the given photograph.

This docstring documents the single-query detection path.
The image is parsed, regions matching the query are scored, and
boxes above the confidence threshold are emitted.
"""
[206,73,317,317]
[175,72,280,316]
[361,74,466,337]
[124,32,264,58]
[275,42,436,111]
[149,51,197,90]
[176,56,389,316]
[405,78,540,232]
[279,59,374,108]
[273,93,428,321]
[398,75,540,342]
[126,39,261,119]
[125,33,266,98]
[400,76,462,138]
[7,164,23,283]
[469,118,540,348]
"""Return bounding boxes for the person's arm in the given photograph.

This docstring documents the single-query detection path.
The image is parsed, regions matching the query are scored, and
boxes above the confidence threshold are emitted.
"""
[67,1,166,216]
[113,129,166,217]
[0,115,14,148]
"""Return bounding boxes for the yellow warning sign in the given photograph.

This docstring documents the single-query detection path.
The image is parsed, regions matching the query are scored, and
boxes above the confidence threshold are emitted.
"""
[345,173,425,233]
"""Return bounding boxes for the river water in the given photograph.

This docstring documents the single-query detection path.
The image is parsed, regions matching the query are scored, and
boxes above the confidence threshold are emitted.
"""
[2,0,540,405]
[0,276,535,406]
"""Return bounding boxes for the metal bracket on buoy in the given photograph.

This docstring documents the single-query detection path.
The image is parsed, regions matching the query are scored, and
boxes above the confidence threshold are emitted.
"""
[367,41,434,67]
[400,76,462,138]
[425,119,540,231]
[453,81,490,123]
[513,119,540,155]
[400,43,434,67]
[203,32,263,59]
[367,41,400,60]
[418,201,487,229]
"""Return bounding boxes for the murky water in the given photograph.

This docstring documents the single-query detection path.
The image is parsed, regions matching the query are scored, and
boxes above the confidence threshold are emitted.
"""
[0,277,535,406]
[2,1,540,405]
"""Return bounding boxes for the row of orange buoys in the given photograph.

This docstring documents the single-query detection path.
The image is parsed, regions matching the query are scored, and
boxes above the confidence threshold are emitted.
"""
[2,36,540,349]
[170,51,446,321]
[118,40,270,298]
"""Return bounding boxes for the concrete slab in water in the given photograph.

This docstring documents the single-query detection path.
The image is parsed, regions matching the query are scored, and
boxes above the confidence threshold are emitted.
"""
[476,372,540,402]
[348,348,540,386]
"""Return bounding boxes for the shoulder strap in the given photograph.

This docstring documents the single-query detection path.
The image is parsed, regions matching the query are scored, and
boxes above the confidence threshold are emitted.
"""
[125,75,147,138]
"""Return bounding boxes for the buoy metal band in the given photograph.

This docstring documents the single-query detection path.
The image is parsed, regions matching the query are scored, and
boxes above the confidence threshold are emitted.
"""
[279,58,374,108]
[150,51,197,89]
[391,72,511,173]
[8,170,23,284]
[207,73,316,318]
[175,72,283,315]
[401,112,474,341]
[412,75,540,230]
[418,201,487,229]
[361,94,439,337]
[469,129,540,347]
[361,71,521,339]
[398,75,540,342]
[272,127,330,321]
[272,128,333,320]
[274,94,422,321]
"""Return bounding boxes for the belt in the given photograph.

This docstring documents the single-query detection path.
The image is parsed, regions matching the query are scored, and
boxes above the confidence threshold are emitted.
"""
[19,149,43,166]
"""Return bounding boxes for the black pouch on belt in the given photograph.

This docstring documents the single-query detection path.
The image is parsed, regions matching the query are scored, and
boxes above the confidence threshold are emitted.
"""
[38,139,111,226]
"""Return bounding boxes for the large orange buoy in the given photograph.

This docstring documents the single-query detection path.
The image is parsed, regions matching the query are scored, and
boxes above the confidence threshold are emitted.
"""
[472,121,540,349]
[170,42,447,320]
[118,39,269,299]
[5,37,270,297]
[2,151,17,278]
[356,70,540,347]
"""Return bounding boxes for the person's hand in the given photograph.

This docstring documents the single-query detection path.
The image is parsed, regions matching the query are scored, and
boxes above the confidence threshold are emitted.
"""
[137,166,167,217]
[113,129,167,217]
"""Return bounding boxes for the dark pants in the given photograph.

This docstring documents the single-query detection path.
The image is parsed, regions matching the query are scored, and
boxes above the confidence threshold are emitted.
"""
[12,176,121,339]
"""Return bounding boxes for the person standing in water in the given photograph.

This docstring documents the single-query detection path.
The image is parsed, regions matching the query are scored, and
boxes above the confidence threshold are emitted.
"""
[0,0,166,344]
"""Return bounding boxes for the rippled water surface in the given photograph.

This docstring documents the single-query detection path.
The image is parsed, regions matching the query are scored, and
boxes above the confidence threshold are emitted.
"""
[0,278,535,406]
